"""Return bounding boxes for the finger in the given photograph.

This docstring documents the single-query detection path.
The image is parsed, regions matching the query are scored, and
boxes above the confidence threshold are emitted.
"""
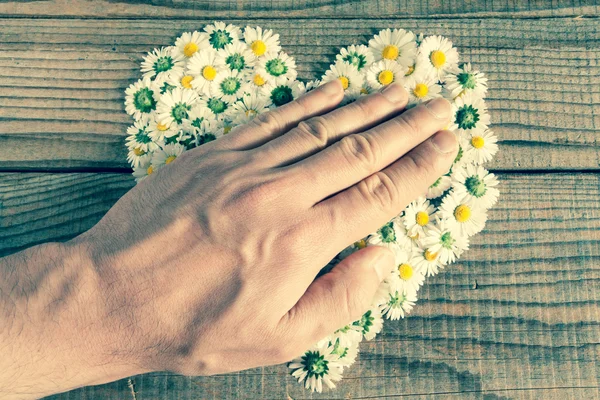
[289,97,452,203]
[257,83,408,167]
[314,129,458,246]
[280,246,395,346]
[223,80,344,150]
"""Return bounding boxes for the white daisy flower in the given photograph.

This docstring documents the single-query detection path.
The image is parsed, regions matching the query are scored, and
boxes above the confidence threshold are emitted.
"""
[244,26,281,57]
[353,308,384,341]
[124,78,159,120]
[331,341,359,368]
[463,128,498,165]
[261,78,301,107]
[151,143,185,169]
[444,62,488,99]
[321,60,364,102]
[165,69,196,91]
[413,245,445,277]
[440,192,487,237]
[132,155,155,182]
[452,164,500,210]
[247,68,270,90]
[366,218,406,250]
[218,41,257,72]
[403,197,436,238]
[182,103,218,133]
[230,91,270,124]
[156,87,200,126]
[288,343,343,393]
[336,44,373,71]
[404,55,429,79]
[186,48,227,95]
[369,28,417,68]
[203,93,231,120]
[426,174,452,199]
[418,35,459,81]
[331,324,363,349]
[422,220,469,265]
[257,52,297,85]
[173,31,209,59]
[211,69,248,103]
[392,246,426,294]
[405,72,442,106]
[450,93,491,135]
[204,21,241,50]
[380,285,418,320]
[148,115,178,143]
[140,47,185,81]
[125,116,158,153]
[366,59,407,90]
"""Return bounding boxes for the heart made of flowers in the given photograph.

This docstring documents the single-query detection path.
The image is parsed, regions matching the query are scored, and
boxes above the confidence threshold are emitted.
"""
[124,21,499,393]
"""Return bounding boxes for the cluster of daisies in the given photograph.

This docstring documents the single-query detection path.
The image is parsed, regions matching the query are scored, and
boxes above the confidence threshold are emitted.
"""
[124,23,499,393]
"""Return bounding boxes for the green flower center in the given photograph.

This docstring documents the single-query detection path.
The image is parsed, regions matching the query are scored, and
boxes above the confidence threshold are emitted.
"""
[331,339,348,358]
[210,30,232,49]
[457,72,477,90]
[135,128,151,144]
[220,77,241,95]
[207,97,227,114]
[440,232,455,249]
[388,291,406,307]
[171,103,191,123]
[270,86,293,106]
[133,88,156,113]
[465,176,487,197]
[226,54,245,71]
[266,58,288,76]
[198,133,217,145]
[455,104,480,130]
[343,53,367,70]
[379,222,396,243]
[154,56,174,73]
[302,351,329,377]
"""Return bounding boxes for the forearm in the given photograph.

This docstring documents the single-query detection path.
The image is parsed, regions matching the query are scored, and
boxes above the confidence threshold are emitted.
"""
[0,242,141,399]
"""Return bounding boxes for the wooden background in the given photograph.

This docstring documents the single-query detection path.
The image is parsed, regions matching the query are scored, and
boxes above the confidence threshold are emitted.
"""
[1,1,599,398]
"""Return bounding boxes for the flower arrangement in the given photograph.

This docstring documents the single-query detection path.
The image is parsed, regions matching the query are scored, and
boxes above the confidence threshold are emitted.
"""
[124,22,499,392]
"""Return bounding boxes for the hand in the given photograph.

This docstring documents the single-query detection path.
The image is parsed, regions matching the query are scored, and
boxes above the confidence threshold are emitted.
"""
[0,80,457,398]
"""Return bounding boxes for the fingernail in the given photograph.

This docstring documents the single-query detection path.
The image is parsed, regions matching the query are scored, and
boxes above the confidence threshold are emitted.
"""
[373,248,396,281]
[425,97,451,120]
[431,130,458,154]
[320,79,342,95]
[381,83,406,103]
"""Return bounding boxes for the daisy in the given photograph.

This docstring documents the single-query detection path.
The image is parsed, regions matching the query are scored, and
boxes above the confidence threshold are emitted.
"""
[439,192,487,237]
[353,308,384,341]
[418,35,459,81]
[173,31,209,59]
[322,60,363,99]
[230,92,270,124]
[132,156,155,182]
[452,164,500,209]
[336,44,373,71]
[331,341,359,368]
[404,55,429,79]
[405,72,442,106]
[218,41,257,72]
[392,246,426,294]
[380,286,418,320]
[244,26,281,57]
[211,69,248,103]
[413,245,445,277]
[403,197,436,238]
[186,49,227,95]
[204,21,241,50]
[449,93,491,135]
[151,143,185,169]
[444,63,488,99]
[140,47,185,81]
[288,343,343,393]
[366,217,405,250]
[463,128,498,165]
[330,324,363,349]
[426,174,452,199]
[366,59,407,90]
[248,67,270,90]
[422,220,469,264]
[125,116,158,153]
[257,52,297,85]
[203,95,230,120]
[369,28,417,68]
[156,87,200,126]
[183,103,218,134]
[165,69,196,91]
[261,78,301,107]
[148,115,178,142]
[124,78,159,120]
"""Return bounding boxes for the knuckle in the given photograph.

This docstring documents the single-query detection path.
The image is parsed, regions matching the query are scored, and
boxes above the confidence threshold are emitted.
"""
[402,148,438,179]
[296,116,331,149]
[339,133,380,168]
[395,112,422,138]
[253,109,282,133]
[359,171,398,210]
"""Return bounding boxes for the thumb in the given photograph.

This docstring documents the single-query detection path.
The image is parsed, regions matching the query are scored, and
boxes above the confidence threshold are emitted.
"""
[282,245,395,347]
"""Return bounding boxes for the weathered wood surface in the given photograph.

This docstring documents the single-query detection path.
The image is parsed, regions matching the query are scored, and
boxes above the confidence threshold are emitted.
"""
[1,172,599,399]
[1,17,600,171]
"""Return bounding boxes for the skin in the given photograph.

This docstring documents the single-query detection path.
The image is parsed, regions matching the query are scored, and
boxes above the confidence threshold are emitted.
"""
[0,80,457,399]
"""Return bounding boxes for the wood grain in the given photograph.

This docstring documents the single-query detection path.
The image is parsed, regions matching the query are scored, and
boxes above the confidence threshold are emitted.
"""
[1,17,599,171]
[1,171,598,399]
[0,0,598,19]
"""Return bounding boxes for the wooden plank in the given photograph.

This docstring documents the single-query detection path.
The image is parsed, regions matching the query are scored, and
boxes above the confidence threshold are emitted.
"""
[1,171,599,399]
[0,17,599,172]
[0,0,598,19]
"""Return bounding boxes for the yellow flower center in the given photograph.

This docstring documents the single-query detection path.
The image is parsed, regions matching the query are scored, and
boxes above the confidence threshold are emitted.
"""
[250,40,267,56]
[146,165,154,175]
[253,73,266,86]
[180,75,194,89]
[424,249,438,261]
[355,239,367,249]
[165,155,177,165]
[405,64,415,76]
[471,136,485,149]
[398,264,413,280]
[413,83,429,99]
[338,76,349,90]
[224,125,233,134]
[382,45,399,60]
[378,70,394,86]
[202,65,217,81]
[183,42,199,58]
[454,204,472,222]
[133,147,146,156]
[416,211,429,226]
[157,122,168,131]
[430,50,446,68]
